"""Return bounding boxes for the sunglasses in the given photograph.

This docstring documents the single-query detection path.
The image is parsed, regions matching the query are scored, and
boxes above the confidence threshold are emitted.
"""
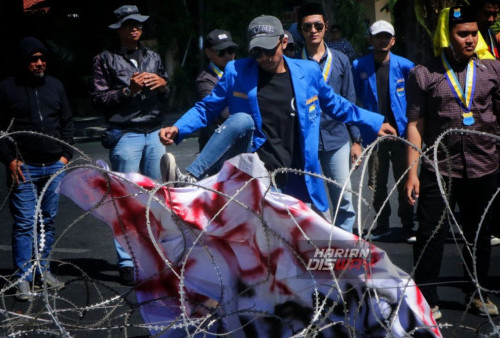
[301,22,325,32]
[28,55,47,63]
[249,40,281,59]
[217,47,236,57]
[122,21,143,30]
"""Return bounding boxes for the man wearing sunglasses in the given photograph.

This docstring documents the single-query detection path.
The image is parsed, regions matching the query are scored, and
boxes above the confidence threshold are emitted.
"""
[196,29,238,151]
[160,15,395,215]
[296,3,360,233]
[90,5,169,286]
[0,37,74,300]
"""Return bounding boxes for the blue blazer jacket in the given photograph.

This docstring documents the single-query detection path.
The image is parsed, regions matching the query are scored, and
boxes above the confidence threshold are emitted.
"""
[174,56,384,211]
[352,52,414,138]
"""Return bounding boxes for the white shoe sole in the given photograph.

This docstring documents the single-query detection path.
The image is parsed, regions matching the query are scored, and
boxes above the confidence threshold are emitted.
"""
[491,236,500,246]
[160,153,177,183]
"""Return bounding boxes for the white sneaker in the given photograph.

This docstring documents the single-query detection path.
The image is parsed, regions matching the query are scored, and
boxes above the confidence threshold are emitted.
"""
[160,153,177,183]
[160,153,197,186]
[491,236,500,246]
[431,305,442,320]
[406,236,417,244]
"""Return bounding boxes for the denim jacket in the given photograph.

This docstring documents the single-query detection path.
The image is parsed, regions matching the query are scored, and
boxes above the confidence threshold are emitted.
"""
[352,52,414,138]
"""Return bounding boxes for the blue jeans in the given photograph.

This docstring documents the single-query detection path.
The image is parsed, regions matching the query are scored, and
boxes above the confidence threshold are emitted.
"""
[186,113,255,179]
[10,161,65,281]
[319,142,356,233]
[110,130,165,180]
[110,129,165,268]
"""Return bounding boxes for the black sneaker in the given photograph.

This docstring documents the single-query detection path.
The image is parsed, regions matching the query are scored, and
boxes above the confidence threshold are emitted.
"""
[119,267,135,286]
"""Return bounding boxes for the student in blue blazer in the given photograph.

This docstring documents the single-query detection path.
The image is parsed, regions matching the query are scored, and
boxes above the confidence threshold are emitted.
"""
[352,20,416,242]
[159,15,395,214]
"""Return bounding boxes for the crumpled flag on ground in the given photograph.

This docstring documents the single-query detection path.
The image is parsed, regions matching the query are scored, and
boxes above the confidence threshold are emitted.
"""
[60,153,441,337]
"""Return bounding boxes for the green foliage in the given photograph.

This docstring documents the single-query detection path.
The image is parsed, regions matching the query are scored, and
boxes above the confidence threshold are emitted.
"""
[202,0,293,48]
[386,0,468,38]
[151,0,298,113]
[333,0,369,55]
[492,18,500,33]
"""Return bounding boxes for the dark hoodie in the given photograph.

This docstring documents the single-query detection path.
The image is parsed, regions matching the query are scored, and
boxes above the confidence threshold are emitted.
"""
[0,37,74,166]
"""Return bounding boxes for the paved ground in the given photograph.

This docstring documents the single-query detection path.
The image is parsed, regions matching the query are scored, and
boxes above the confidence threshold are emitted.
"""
[0,126,499,337]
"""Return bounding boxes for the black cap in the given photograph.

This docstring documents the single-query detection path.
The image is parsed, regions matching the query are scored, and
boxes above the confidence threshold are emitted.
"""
[204,29,238,50]
[449,6,476,28]
[247,15,284,50]
[297,2,326,25]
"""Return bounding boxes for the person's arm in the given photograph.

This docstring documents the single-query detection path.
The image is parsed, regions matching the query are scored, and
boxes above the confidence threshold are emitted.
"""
[8,159,25,185]
[159,126,178,146]
[58,83,74,162]
[90,53,130,110]
[405,118,424,205]
[340,57,363,166]
[0,84,25,183]
[0,84,17,167]
[404,66,426,205]
[196,73,217,100]
[141,53,169,97]
[317,70,394,142]
[159,63,233,146]
[196,73,229,121]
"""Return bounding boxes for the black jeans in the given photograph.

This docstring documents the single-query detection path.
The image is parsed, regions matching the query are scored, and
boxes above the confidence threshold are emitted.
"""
[413,168,496,307]
[368,141,415,234]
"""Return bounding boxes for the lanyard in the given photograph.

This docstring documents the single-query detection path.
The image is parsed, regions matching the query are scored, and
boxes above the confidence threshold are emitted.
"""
[209,62,223,80]
[302,46,332,83]
[488,30,500,59]
[441,51,476,125]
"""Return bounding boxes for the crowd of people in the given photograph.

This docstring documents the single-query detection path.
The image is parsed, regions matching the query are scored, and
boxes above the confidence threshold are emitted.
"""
[1,0,500,325]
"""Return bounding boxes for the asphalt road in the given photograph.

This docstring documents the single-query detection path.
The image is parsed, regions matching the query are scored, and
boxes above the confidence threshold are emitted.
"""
[0,135,499,337]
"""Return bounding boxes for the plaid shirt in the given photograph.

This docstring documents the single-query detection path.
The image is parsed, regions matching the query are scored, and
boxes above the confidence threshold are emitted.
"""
[407,57,500,178]
[326,39,357,61]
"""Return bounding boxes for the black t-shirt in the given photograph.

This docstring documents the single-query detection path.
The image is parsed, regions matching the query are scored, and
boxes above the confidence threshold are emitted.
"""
[375,60,399,134]
[256,68,301,184]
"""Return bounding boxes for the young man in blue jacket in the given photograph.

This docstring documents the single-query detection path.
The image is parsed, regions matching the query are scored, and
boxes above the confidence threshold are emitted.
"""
[352,20,416,243]
[159,15,395,215]
[295,3,361,233]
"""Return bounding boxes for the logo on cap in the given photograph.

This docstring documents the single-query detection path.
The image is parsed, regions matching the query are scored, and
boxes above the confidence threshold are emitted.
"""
[249,25,276,37]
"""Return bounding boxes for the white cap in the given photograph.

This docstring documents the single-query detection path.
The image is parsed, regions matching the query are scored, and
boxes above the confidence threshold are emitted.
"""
[369,20,395,36]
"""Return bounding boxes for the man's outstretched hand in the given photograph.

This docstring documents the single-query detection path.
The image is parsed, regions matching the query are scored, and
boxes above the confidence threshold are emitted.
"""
[159,126,179,146]
[378,122,396,137]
